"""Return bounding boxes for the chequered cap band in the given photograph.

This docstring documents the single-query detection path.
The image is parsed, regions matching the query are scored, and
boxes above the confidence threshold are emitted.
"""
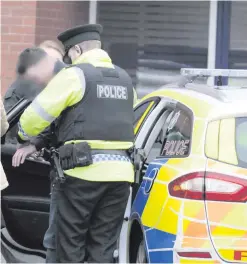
[92,154,131,163]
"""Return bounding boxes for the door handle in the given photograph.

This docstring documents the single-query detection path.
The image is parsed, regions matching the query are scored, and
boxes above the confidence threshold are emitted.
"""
[144,168,159,194]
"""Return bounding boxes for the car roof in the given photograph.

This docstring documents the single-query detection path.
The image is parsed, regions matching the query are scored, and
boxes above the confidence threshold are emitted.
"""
[184,83,247,103]
[208,100,247,121]
[140,84,247,120]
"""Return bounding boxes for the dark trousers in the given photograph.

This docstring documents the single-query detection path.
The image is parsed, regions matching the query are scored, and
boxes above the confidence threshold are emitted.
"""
[43,170,59,263]
[56,176,130,263]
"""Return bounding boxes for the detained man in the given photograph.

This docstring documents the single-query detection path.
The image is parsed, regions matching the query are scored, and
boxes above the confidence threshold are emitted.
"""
[11,45,66,263]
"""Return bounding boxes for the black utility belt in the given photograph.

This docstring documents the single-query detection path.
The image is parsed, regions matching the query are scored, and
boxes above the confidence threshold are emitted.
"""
[58,143,130,170]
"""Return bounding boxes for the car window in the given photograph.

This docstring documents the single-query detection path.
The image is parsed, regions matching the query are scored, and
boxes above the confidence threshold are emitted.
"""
[218,118,238,165]
[145,111,174,163]
[160,109,192,158]
[236,117,247,168]
[205,120,220,160]
[206,117,247,169]
[134,100,156,135]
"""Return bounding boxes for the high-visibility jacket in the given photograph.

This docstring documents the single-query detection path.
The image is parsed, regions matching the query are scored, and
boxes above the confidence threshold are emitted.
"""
[56,63,134,144]
[18,49,136,182]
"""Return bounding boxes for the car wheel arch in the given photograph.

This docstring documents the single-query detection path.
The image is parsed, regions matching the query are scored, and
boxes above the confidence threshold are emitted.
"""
[129,219,148,263]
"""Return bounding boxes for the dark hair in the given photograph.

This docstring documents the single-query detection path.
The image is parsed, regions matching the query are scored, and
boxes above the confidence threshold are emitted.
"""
[16,47,47,75]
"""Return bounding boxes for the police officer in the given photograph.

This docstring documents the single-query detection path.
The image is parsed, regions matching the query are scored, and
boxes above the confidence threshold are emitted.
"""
[17,24,136,263]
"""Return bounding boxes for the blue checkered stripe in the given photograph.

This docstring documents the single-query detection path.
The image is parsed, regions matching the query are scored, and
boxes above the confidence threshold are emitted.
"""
[92,154,131,163]
[18,122,29,139]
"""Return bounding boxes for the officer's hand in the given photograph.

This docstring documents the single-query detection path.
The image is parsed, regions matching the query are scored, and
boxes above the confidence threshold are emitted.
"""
[12,144,37,167]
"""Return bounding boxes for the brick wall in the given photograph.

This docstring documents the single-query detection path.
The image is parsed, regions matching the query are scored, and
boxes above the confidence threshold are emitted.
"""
[1,1,37,95]
[35,1,89,46]
[1,1,89,96]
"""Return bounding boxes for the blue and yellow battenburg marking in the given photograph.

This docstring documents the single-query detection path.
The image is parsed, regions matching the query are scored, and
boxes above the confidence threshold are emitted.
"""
[130,88,247,263]
[131,158,177,263]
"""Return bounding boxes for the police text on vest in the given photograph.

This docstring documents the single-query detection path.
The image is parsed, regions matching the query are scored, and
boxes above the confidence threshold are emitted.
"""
[97,85,128,100]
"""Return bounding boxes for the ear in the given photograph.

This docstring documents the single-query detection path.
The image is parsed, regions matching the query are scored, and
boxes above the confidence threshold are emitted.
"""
[74,45,82,55]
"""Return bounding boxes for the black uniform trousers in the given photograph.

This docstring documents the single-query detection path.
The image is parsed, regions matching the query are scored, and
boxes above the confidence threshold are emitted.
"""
[43,169,59,263]
[56,175,130,263]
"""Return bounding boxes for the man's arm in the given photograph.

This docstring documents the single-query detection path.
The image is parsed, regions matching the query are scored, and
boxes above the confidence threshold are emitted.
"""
[30,127,52,150]
[18,67,85,141]
[12,126,53,167]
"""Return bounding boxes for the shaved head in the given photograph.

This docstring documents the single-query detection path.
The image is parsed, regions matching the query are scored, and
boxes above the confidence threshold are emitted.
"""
[68,40,101,62]
[78,40,101,52]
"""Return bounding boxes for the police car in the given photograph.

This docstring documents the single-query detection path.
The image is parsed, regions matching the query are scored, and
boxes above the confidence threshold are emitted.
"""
[1,69,247,263]
[118,69,247,264]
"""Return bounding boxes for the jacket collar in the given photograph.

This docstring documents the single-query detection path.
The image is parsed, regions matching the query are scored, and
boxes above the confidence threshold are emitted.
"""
[73,49,113,68]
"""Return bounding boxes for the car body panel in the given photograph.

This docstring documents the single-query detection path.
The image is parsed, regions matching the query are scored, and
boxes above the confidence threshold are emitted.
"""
[205,160,247,263]
[130,87,247,263]
[205,112,247,263]
[131,157,211,263]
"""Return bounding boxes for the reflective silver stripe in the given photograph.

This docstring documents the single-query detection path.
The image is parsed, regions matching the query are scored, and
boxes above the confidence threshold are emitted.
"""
[18,122,29,139]
[32,100,56,123]
[31,68,84,124]
[72,67,86,97]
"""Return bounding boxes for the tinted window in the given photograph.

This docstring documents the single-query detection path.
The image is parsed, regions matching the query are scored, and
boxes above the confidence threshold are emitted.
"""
[236,117,247,168]
[145,111,174,163]
[160,109,192,157]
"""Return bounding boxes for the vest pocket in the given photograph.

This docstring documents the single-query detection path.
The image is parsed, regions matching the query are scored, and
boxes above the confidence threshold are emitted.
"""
[73,120,85,139]
[58,121,74,142]
[58,110,85,142]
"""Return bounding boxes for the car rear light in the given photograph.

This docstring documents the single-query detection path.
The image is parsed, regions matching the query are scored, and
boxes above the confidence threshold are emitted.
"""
[177,251,212,259]
[168,172,247,202]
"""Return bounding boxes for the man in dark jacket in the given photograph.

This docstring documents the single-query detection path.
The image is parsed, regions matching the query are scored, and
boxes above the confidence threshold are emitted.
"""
[4,79,44,144]
[10,42,65,263]
[4,40,65,144]
[4,40,64,112]
[11,53,67,264]
[4,79,42,113]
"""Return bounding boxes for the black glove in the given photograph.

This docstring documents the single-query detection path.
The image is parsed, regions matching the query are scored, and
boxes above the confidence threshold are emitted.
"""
[59,143,74,170]
[73,142,93,167]
[59,142,93,170]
